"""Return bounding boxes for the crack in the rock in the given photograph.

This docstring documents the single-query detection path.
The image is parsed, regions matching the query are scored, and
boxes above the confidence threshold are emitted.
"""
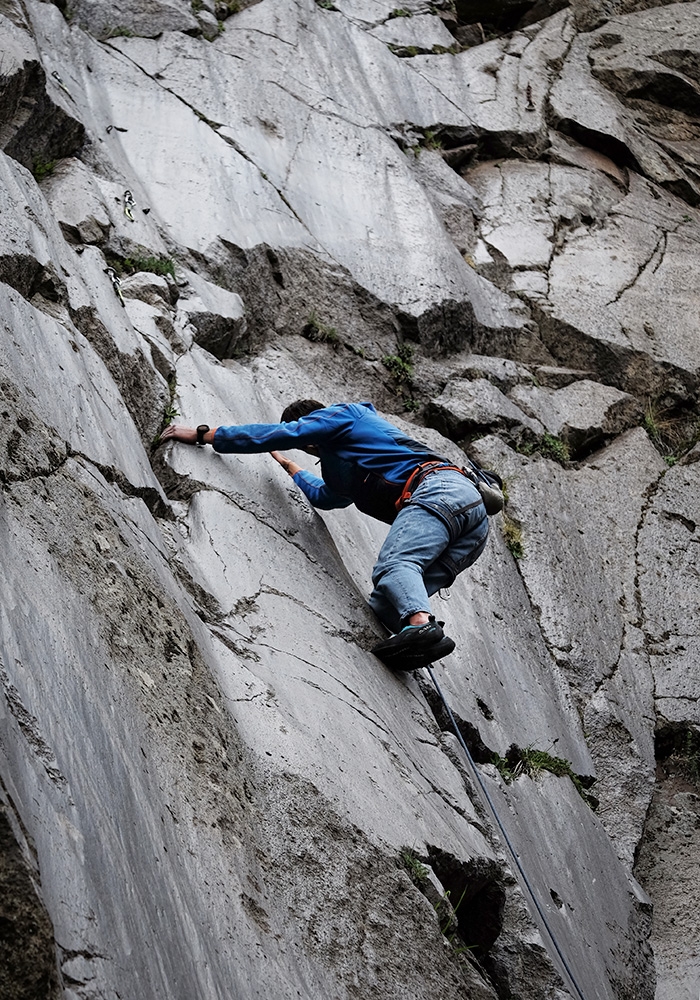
[606,229,666,307]
[631,466,669,711]
[0,655,69,790]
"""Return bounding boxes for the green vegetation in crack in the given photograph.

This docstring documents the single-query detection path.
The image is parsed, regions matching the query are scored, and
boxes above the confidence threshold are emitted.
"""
[32,159,57,182]
[492,743,598,809]
[518,432,570,465]
[315,0,338,9]
[382,342,414,384]
[501,514,523,560]
[303,312,340,349]
[400,847,430,887]
[154,375,180,445]
[388,7,413,16]
[388,43,419,57]
[104,25,135,37]
[643,397,700,464]
[105,253,176,279]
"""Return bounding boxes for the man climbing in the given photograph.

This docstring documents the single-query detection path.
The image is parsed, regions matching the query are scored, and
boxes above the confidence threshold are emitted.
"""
[161,400,490,671]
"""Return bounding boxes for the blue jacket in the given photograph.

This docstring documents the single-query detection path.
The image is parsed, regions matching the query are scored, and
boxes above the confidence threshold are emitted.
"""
[214,402,446,523]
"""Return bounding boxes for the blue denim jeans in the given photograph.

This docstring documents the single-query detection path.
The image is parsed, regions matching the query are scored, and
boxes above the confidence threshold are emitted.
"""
[368,469,489,633]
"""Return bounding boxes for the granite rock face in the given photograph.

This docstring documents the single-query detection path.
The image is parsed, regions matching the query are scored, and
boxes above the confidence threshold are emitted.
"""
[1,1,699,998]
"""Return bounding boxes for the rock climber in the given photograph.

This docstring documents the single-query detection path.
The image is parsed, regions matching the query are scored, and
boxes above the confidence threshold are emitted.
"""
[161,400,490,671]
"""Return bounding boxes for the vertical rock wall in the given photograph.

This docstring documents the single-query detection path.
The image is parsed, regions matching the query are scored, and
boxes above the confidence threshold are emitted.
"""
[1,0,699,997]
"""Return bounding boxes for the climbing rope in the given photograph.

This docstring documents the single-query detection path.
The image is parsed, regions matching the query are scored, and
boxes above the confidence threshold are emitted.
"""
[424,664,589,1000]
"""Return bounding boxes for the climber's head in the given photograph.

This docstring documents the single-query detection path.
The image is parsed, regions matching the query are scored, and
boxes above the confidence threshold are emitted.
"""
[280,399,326,423]
[280,399,326,455]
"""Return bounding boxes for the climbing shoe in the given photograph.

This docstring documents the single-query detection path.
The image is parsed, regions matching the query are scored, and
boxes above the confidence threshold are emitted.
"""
[371,617,455,670]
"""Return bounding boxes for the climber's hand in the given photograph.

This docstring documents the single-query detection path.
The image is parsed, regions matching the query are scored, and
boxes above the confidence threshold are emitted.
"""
[160,424,198,445]
[270,451,302,477]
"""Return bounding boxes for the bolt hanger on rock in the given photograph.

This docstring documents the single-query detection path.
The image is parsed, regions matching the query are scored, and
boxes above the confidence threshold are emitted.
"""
[51,69,74,100]
[104,266,125,307]
[123,190,136,221]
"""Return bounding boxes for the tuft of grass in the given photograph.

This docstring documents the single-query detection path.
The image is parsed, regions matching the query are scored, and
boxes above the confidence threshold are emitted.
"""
[422,129,443,150]
[501,514,523,559]
[540,432,570,463]
[154,375,180,445]
[643,398,700,462]
[400,848,430,887]
[492,743,597,808]
[389,7,413,15]
[303,312,340,348]
[122,256,176,278]
[382,342,414,383]
[32,159,57,181]
[431,43,459,54]
[104,25,134,37]
[315,0,338,9]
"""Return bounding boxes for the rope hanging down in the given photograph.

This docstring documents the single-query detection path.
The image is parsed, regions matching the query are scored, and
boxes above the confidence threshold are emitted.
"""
[424,665,589,1000]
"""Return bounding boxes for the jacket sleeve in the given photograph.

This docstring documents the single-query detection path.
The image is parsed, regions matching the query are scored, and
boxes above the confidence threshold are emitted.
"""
[292,470,353,511]
[213,407,350,453]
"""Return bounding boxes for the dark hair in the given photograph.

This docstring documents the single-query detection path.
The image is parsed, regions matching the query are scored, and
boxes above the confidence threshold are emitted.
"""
[280,399,326,423]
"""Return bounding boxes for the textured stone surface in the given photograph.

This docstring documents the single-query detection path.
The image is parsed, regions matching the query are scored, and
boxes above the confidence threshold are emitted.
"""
[1,0,699,996]
[638,458,700,725]
[509,378,644,452]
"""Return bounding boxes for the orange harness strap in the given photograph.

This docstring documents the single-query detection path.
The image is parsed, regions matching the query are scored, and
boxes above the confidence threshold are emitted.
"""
[395,461,467,512]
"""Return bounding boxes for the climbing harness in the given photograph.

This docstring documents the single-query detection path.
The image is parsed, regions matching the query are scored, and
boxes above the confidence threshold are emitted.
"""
[395,460,504,516]
[424,664,589,1000]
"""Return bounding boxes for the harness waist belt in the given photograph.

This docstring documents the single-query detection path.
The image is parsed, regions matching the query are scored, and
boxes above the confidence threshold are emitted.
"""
[395,461,469,512]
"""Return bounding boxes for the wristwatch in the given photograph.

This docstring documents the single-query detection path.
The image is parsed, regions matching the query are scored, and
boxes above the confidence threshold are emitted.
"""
[196,424,210,446]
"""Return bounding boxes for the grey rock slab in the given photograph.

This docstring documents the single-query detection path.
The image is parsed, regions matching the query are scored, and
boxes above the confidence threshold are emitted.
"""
[450,354,536,391]
[466,158,624,276]
[40,156,111,245]
[409,149,481,255]
[0,282,160,490]
[543,174,700,389]
[588,4,700,115]
[468,161,557,271]
[637,459,700,725]
[635,775,700,1000]
[335,0,430,26]
[428,377,545,440]
[369,12,455,47]
[67,0,199,39]
[547,129,628,188]
[108,8,526,325]
[196,9,221,40]
[550,31,693,197]
[175,269,246,359]
[508,378,644,450]
[583,622,656,867]
[412,9,575,139]
[480,769,654,1000]
[120,271,174,307]
[0,461,270,1000]
[23,7,316,257]
[490,428,666,698]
